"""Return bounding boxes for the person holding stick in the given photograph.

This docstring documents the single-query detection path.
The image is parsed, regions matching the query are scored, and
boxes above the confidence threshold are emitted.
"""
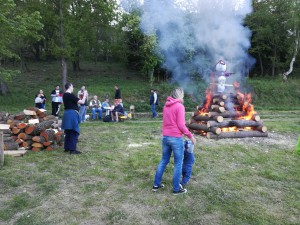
[61,83,87,154]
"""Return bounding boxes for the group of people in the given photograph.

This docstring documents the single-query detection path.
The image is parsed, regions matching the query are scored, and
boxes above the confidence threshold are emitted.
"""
[34,85,124,122]
[35,83,197,194]
[60,83,126,154]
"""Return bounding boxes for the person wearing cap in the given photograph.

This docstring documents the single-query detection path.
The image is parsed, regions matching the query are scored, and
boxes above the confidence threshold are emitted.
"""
[152,87,196,195]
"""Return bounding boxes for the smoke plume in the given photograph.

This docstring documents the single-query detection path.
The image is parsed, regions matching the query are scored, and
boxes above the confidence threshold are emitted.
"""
[121,0,255,88]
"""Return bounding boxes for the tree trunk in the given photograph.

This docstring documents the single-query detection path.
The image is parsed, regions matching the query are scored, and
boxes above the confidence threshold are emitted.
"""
[271,46,277,77]
[0,79,9,96]
[258,51,264,76]
[283,30,299,82]
[60,0,67,91]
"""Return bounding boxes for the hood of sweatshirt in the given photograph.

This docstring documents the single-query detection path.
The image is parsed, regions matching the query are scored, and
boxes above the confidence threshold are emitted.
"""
[165,96,182,107]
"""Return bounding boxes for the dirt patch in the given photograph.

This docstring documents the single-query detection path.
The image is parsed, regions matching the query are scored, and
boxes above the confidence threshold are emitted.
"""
[196,131,298,151]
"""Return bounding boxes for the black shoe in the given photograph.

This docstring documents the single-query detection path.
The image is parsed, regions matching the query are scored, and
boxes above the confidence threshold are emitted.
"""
[173,188,187,195]
[152,184,165,192]
[70,150,82,154]
[64,149,70,152]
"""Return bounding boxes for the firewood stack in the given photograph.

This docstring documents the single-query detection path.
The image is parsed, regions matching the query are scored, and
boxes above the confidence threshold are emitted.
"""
[187,85,268,139]
[0,108,64,151]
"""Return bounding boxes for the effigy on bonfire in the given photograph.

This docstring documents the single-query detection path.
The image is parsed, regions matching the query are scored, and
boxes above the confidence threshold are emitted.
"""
[187,60,268,139]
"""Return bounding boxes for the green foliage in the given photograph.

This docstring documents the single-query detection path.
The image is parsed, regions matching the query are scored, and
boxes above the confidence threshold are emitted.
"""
[245,0,300,76]
[120,10,162,84]
[0,61,299,112]
[248,77,300,110]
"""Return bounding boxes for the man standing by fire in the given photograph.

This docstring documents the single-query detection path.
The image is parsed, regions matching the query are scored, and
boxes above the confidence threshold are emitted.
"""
[152,87,196,195]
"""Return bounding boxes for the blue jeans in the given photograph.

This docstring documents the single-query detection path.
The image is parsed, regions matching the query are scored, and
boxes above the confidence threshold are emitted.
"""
[151,104,157,118]
[181,150,195,186]
[154,136,184,192]
[91,108,102,119]
[79,105,87,122]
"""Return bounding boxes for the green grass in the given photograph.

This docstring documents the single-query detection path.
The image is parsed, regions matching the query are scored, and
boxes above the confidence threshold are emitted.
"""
[0,117,299,224]
[0,61,299,224]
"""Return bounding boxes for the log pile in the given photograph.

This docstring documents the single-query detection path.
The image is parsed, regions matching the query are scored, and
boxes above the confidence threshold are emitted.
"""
[187,90,268,139]
[0,108,64,151]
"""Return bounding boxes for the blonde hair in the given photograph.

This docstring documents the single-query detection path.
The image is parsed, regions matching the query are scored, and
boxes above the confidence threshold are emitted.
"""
[171,88,184,101]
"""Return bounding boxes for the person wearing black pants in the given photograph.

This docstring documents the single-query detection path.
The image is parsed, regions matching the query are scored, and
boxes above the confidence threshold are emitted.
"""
[50,85,63,117]
[61,83,87,154]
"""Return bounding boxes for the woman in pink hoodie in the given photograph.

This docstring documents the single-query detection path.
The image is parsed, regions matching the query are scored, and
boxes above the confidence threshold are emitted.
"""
[152,88,196,195]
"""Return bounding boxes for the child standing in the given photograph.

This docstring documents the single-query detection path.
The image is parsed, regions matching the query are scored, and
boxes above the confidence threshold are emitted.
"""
[180,140,195,188]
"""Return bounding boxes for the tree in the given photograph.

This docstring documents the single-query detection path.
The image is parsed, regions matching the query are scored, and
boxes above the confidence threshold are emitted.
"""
[283,0,300,81]
[0,0,43,94]
[246,0,295,77]
[120,11,161,85]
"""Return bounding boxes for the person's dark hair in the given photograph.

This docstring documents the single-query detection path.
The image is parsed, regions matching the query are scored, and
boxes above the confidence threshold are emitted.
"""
[65,82,72,90]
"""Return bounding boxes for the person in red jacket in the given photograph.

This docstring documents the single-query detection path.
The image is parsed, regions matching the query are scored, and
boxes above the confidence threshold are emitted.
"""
[152,87,196,195]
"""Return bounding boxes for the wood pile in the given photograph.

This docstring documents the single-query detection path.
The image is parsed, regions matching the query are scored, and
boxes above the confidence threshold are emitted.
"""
[187,90,268,139]
[0,108,64,151]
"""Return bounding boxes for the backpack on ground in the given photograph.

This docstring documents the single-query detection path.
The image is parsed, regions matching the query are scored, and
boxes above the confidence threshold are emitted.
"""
[103,115,112,122]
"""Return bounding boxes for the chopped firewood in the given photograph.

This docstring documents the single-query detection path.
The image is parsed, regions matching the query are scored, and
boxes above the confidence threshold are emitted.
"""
[40,129,56,142]
[45,143,58,151]
[4,150,27,157]
[32,136,46,143]
[4,141,19,150]
[0,124,10,130]
[32,142,44,148]
[194,115,223,123]
[23,109,37,116]
[43,141,53,147]
[15,138,24,144]
[207,131,268,139]
[17,123,28,129]
[31,147,43,152]
[255,126,267,133]
[28,119,40,124]
[17,133,33,141]
[207,120,263,128]
[22,140,33,149]
[12,127,22,135]
[55,131,64,143]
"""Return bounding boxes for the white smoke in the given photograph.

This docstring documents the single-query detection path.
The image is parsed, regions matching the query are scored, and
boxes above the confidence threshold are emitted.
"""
[121,0,255,86]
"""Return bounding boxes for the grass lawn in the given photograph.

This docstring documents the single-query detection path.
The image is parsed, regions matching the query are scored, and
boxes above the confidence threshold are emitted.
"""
[0,111,299,225]
[0,61,299,224]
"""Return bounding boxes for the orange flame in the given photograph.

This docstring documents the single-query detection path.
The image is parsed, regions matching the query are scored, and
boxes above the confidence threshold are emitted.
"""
[199,88,213,114]
[221,126,238,132]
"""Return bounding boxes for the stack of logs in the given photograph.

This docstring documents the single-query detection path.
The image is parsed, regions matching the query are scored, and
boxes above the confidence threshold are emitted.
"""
[0,108,64,151]
[187,93,268,139]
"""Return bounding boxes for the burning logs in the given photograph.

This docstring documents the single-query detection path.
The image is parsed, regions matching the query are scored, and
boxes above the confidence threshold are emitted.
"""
[0,109,63,151]
[207,131,268,139]
[188,90,268,139]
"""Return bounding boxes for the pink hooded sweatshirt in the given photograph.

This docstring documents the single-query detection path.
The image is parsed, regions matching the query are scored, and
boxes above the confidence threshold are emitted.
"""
[162,96,193,139]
